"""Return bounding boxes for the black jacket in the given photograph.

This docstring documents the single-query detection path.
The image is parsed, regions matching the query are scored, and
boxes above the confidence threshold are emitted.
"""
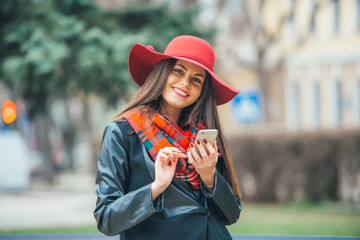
[94,120,242,240]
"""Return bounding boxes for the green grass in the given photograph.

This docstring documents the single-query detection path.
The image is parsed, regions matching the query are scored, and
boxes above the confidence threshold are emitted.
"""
[227,200,360,236]
[1,201,359,236]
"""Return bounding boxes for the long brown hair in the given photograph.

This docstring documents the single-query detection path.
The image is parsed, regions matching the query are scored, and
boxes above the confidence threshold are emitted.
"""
[113,59,241,197]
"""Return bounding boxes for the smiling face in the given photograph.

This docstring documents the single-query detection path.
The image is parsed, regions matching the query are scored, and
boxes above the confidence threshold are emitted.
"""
[160,59,206,120]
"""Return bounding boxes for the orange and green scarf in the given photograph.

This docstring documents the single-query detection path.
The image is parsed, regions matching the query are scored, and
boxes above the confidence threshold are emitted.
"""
[125,109,206,190]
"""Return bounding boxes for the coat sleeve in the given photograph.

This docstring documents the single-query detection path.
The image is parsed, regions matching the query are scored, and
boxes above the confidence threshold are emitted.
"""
[93,122,162,236]
[201,170,242,225]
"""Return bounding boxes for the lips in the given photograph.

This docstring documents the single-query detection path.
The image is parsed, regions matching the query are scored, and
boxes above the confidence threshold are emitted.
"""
[172,87,189,97]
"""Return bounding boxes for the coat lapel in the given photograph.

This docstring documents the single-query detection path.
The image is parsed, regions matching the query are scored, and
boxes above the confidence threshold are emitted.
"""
[141,142,155,180]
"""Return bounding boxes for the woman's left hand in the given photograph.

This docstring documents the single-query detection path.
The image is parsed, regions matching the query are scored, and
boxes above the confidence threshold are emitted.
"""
[187,139,218,187]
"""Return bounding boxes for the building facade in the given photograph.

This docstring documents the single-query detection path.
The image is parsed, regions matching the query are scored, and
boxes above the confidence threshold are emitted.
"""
[282,0,360,131]
[210,0,360,133]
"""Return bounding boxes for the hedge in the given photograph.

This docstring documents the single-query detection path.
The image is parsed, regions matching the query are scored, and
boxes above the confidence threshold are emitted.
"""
[228,129,360,203]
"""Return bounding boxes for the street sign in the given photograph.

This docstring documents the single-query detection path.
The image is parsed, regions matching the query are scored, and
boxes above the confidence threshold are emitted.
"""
[232,90,262,124]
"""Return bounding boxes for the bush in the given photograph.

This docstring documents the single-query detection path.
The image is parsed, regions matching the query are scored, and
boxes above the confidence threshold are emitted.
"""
[228,129,360,203]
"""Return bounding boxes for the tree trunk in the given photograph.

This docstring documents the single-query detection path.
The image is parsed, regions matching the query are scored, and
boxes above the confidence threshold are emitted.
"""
[82,95,98,173]
[62,101,77,172]
[257,65,269,122]
[256,45,270,123]
[35,114,55,183]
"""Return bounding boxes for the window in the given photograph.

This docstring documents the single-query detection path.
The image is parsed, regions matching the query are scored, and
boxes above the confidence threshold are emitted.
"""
[357,0,360,32]
[310,0,316,35]
[290,82,300,128]
[334,80,342,126]
[287,0,296,38]
[333,0,339,34]
[312,81,320,128]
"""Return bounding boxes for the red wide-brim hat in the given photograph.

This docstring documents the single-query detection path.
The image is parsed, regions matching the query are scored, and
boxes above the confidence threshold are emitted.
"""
[128,35,239,105]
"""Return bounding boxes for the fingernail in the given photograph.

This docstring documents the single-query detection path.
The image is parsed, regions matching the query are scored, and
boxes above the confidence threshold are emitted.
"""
[203,139,208,144]
[196,139,200,145]
[187,148,190,152]
[190,143,194,148]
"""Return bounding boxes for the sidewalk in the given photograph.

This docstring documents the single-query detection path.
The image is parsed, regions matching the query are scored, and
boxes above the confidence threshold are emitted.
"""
[0,170,97,231]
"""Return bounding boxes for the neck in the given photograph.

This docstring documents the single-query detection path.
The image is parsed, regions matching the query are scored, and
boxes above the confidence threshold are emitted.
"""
[160,107,181,126]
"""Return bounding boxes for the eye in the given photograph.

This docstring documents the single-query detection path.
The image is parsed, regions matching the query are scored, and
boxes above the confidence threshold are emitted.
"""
[173,68,184,74]
[192,77,202,84]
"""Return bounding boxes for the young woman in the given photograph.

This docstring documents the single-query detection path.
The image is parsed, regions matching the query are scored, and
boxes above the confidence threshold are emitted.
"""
[94,35,242,240]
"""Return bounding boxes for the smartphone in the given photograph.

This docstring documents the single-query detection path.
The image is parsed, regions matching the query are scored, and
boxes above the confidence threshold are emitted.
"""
[194,129,218,154]
[196,129,218,145]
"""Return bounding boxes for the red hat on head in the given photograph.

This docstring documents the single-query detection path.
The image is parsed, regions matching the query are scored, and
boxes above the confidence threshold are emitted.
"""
[128,35,239,105]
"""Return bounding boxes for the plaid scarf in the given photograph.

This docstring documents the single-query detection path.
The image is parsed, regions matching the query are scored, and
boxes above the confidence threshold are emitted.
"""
[125,108,206,190]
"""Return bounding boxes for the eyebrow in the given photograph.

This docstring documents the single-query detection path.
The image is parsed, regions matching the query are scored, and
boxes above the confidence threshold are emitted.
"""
[176,64,205,78]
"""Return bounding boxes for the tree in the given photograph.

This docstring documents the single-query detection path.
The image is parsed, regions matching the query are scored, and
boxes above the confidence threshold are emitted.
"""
[0,0,213,181]
[214,0,324,123]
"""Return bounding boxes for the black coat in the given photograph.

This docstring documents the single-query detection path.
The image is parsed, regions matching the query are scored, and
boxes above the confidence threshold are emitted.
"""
[94,120,242,240]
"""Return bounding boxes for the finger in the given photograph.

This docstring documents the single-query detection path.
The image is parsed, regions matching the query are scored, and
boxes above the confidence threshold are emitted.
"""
[173,152,187,158]
[163,147,187,158]
[214,140,218,154]
[163,152,175,166]
[158,151,168,158]
[187,148,198,167]
[190,145,201,164]
[164,150,186,160]
[203,141,217,162]
[160,148,175,158]
[157,152,169,162]
[170,156,179,168]
[172,150,187,159]
[203,140,218,164]
[156,153,168,167]
[195,139,208,159]
[164,147,182,153]
[203,139,216,155]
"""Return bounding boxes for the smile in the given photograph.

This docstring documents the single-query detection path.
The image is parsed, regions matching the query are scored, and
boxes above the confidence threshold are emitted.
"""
[172,87,189,97]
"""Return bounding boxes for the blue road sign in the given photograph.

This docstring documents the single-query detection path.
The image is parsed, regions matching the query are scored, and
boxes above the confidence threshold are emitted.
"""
[232,90,262,124]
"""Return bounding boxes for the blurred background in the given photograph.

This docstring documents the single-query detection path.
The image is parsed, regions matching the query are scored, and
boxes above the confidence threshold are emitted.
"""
[0,0,359,237]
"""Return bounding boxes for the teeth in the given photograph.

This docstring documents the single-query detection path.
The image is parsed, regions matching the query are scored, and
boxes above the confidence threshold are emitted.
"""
[174,88,187,96]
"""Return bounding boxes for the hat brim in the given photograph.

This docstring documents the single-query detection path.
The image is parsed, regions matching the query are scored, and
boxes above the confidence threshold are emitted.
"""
[128,43,239,105]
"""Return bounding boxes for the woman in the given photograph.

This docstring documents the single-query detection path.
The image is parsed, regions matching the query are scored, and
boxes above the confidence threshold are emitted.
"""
[94,35,242,240]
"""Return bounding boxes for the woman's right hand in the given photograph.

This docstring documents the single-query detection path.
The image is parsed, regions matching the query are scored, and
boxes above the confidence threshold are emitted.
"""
[151,147,187,201]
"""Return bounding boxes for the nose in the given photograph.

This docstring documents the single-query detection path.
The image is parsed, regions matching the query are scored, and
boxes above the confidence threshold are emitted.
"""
[180,75,191,88]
